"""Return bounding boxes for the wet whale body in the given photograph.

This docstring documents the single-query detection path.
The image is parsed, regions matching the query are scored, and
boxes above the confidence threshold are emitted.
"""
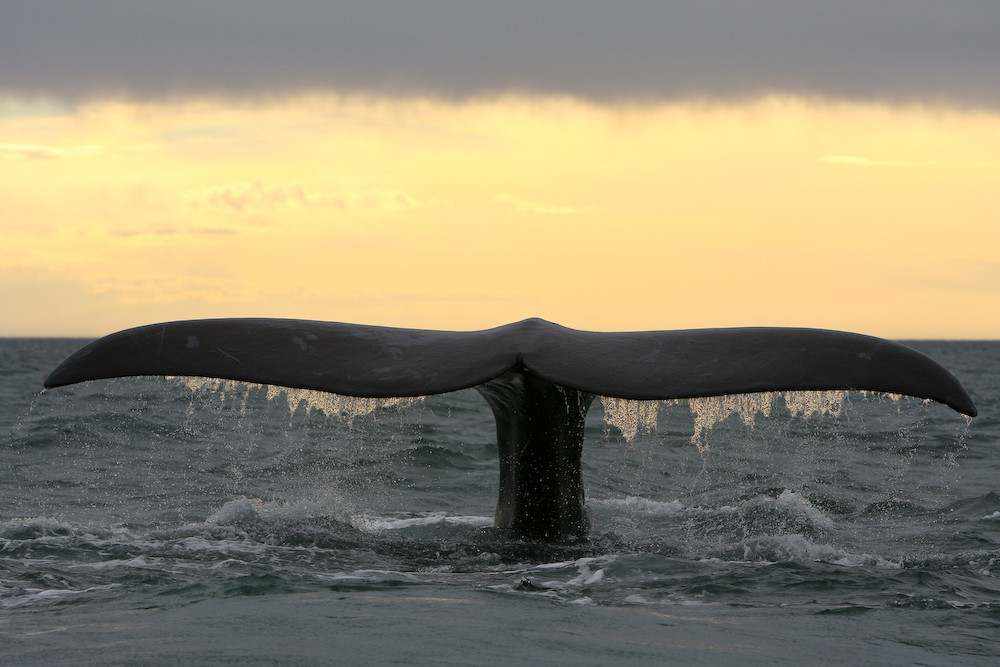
[45,318,977,541]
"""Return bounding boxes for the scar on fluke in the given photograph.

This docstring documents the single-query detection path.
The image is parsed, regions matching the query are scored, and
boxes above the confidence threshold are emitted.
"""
[46,318,977,541]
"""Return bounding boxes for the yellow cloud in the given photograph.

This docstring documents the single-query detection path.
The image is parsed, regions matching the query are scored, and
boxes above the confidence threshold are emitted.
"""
[186,181,332,212]
[186,180,426,213]
[0,95,997,338]
[0,143,104,159]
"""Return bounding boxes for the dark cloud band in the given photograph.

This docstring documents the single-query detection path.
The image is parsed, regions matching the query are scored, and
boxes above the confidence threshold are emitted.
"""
[3,1,998,106]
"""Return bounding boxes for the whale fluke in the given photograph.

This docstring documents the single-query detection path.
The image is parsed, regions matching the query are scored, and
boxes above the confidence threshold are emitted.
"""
[43,318,977,416]
[44,318,977,540]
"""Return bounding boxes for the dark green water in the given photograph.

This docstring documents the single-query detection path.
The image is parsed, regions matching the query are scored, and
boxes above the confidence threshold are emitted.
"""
[2,339,998,664]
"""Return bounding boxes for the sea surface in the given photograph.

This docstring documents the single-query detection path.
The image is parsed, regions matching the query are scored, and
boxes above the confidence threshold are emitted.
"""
[1,338,998,665]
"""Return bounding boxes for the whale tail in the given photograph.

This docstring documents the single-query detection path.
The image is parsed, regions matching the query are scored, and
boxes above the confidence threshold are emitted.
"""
[44,318,977,540]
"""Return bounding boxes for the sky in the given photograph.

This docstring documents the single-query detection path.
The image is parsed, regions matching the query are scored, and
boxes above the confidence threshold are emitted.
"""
[1,2,998,338]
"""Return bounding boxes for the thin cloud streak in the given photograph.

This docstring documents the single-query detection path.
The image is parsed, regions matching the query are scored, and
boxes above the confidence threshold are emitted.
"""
[2,1,998,107]
[184,181,425,214]
[0,144,104,159]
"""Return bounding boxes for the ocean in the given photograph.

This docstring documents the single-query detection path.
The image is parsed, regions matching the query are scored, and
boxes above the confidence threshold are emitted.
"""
[1,337,998,665]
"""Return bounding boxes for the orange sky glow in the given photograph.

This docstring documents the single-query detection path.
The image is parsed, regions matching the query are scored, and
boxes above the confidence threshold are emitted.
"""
[1,94,998,338]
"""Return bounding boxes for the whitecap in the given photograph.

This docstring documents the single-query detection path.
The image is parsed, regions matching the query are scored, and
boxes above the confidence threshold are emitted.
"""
[1,584,119,610]
[353,512,492,532]
[206,494,357,527]
[774,490,835,530]
[592,496,685,516]
[741,533,901,568]
[623,594,649,605]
